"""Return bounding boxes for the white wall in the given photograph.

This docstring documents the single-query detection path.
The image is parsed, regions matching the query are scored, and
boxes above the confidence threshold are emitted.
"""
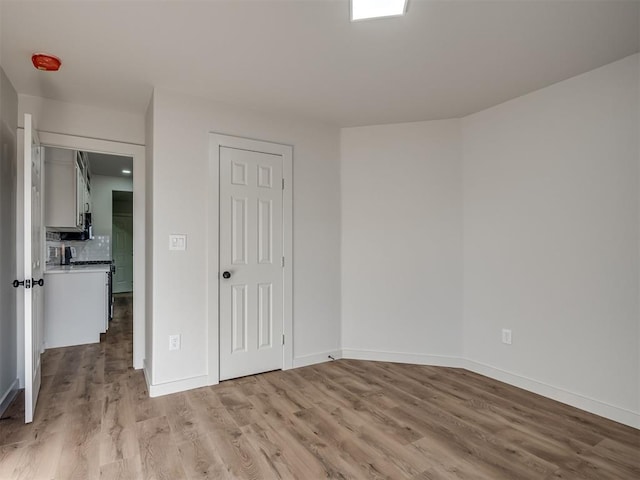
[18,95,144,145]
[0,66,19,412]
[91,174,133,247]
[340,120,463,362]
[148,89,341,389]
[462,54,639,423]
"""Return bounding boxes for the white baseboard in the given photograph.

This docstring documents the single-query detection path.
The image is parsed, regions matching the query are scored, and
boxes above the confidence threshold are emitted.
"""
[340,348,639,429]
[460,359,640,430]
[147,374,209,398]
[341,348,465,368]
[0,378,20,418]
[292,349,342,369]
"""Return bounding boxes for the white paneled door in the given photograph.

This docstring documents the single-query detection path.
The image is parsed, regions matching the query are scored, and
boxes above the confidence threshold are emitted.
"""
[219,146,284,381]
[21,114,44,423]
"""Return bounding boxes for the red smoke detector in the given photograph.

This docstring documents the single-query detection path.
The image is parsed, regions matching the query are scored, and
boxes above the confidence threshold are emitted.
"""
[31,53,61,71]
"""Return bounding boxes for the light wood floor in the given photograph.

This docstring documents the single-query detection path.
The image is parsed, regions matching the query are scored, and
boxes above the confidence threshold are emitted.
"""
[0,297,638,479]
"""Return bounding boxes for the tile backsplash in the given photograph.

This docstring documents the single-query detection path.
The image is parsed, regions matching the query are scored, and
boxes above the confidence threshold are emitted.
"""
[46,234,111,265]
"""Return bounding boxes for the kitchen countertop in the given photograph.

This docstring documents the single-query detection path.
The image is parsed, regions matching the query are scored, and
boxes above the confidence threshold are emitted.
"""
[45,264,111,274]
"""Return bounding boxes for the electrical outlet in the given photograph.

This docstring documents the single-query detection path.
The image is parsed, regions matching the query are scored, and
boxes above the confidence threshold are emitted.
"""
[169,334,181,351]
[501,329,512,345]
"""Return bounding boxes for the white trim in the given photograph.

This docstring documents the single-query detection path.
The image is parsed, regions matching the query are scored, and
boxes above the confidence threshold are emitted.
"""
[208,134,294,385]
[341,348,466,368]
[16,130,24,389]
[35,131,146,370]
[293,350,343,369]
[142,358,152,393]
[340,348,639,429]
[147,374,209,398]
[461,358,640,430]
[0,379,20,417]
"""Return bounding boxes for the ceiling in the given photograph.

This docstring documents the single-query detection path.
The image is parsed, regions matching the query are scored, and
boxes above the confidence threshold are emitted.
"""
[87,152,133,178]
[1,1,638,127]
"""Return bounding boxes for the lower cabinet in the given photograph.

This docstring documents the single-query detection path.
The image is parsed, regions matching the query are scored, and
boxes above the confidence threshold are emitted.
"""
[44,271,108,349]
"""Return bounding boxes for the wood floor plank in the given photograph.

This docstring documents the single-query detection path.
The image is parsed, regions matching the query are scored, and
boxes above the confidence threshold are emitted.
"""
[207,424,278,480]
[295,405,412,479]
[162,392,204,444]
[136,415,187,480]
[10,431,65,480]
[99,455,143,480]
[56,428,101,480]
[241,421,314,479]
[388,403,559,479]
[176,435,232,480]
[1,293,637,480]
[100,380,138,465]
[0,443,27,479]
[315,402,430,477]
[125,370,165,424]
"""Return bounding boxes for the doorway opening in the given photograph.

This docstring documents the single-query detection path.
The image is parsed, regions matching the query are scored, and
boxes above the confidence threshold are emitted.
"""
[39,149,135,357]
[34,132,145,376]
[112,191,133,294]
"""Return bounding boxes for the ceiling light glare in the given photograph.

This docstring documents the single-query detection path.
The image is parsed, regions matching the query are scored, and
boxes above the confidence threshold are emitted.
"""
[351,0,407,21]
[122,169,131,174]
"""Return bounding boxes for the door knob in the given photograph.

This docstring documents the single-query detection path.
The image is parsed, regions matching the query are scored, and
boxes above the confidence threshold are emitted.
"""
[222,271,231,279]
[13,279,31,289]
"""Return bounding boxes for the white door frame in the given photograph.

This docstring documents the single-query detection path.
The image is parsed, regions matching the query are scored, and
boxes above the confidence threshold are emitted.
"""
[208,134,293,385]
[22,131,146,370]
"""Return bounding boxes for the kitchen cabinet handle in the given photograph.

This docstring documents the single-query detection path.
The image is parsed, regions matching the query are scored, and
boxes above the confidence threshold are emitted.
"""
[32,278,44,287]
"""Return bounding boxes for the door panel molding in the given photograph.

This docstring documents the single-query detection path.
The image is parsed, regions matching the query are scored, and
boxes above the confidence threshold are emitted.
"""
[208,134,293,385]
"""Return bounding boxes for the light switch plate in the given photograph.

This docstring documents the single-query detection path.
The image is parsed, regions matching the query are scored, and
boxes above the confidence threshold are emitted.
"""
[169,334,181,351]
[169,234,187,251]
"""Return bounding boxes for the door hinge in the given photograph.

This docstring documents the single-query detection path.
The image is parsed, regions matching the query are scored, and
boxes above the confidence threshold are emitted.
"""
[281,256,285,268]
[282,334,285,345]
[282,178,285,190]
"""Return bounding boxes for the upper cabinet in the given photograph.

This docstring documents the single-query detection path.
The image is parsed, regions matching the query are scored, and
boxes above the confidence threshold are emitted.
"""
[45,148,92,231]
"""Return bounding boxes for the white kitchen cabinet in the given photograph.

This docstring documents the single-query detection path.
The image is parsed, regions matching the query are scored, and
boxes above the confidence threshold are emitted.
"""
[44,268,109,348]
[45,148,87,231]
